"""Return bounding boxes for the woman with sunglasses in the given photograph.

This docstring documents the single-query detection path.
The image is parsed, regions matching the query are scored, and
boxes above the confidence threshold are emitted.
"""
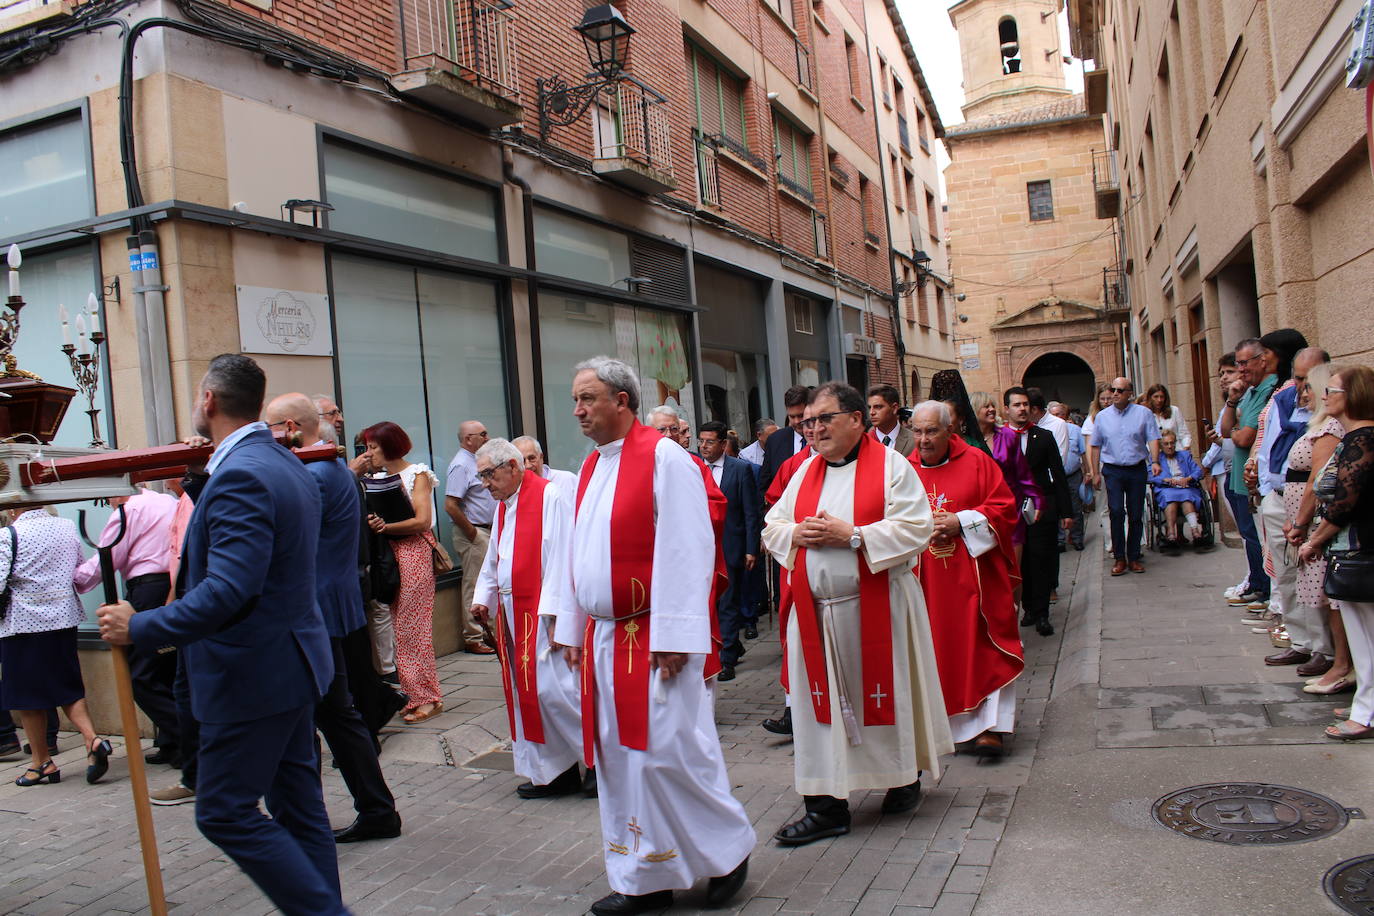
[362,421,444,724]
[1297,366,1374,740]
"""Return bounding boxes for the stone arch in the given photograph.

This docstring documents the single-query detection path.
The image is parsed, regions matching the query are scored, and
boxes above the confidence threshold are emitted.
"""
[1020,350,1098,415]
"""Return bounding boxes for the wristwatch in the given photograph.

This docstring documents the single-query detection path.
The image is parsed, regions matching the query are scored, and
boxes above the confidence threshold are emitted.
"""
[849,526,863,550]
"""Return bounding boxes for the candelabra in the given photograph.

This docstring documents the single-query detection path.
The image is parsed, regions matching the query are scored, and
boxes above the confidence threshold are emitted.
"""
[3,244,27,378]
[61,329,107,448]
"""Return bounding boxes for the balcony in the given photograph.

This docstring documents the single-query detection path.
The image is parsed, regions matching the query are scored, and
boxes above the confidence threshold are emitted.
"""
[795,39,813,93]
[394,0,523,128]
[1102,266,1129,316]
[1092,148,1120,219]
[897,114,911,156]
[1084,66,1109,116]
[592,75,677,195]
[694,131,720,208]
[0,0,72,34]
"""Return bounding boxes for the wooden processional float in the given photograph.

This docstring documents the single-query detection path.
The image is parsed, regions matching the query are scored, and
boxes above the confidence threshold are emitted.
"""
[1,437,341,916]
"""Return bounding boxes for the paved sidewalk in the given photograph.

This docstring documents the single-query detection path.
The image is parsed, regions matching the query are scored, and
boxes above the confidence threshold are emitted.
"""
[0,542,1082,916]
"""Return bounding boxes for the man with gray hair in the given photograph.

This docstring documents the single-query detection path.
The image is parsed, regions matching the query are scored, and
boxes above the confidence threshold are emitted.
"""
[908,400,1023,758]
[739,418,777,466]
[512,435,578,506]
[444,420,498,655]
[647,404,680,437]
[558,356,753,914]
[471,438,588,800]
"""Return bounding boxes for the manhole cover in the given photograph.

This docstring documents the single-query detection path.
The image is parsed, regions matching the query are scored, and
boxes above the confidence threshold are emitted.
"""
[1325,855,1374,915]
[1152,783,1352,845]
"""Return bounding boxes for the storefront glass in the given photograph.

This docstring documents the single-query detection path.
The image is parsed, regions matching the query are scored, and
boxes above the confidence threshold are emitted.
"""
[0,112,90,238]
[331,253,508,548]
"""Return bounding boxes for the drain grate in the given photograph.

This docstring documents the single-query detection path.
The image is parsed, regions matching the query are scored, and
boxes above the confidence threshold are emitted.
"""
[1152,783,1353,845]
[1325,855,1374,915]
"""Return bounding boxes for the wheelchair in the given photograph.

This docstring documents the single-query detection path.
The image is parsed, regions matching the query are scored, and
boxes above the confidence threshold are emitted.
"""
[1146,478,1216,554]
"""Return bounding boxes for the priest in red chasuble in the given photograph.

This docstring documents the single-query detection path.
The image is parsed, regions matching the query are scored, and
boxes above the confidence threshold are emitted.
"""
[908,402,1025,759]
[470,438,587,799]
[555,357,754,916]
[762,382,953,848]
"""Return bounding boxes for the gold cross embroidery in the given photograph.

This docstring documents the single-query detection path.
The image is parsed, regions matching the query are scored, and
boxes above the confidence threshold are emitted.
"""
[627,817,644,853]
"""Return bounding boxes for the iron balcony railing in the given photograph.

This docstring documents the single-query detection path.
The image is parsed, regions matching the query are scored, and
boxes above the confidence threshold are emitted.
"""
[596,75,674,178]
[399,0,521,101]
[778,172,814,202]
[1092,148,1120,194]
[795,38,813,91]
[694,131,720,207]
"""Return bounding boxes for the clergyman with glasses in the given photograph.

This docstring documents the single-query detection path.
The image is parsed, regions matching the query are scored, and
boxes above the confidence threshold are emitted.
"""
[1085,377,1161,576]
[761,381,952,847]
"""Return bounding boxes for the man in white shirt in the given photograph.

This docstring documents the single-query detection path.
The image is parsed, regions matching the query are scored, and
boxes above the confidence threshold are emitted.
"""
[739,418,776,466]
[1028,387,1069,461]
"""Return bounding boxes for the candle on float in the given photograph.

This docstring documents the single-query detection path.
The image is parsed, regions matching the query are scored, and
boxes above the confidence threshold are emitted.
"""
[87,292,101,335]
[5,244,18,299]
[59,304,72,346]
[75,313,88,354]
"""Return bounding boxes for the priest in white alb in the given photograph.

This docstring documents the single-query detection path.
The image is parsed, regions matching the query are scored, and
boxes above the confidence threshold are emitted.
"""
[556,356,755,916]
[470,438,589,799]
[762,381,953,846]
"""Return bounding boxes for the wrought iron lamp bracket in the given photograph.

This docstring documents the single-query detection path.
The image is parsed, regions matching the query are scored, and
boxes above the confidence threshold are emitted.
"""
[536,74,616,139]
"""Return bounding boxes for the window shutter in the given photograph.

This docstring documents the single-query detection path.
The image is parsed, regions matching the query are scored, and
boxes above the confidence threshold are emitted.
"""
[691,46,724,137]
[721,72,746,147]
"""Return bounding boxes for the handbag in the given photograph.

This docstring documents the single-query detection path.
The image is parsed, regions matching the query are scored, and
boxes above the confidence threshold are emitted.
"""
[369,531,401,605]
[431,539,454,574]
[1323,550,1374,603]
[0,526,15,621]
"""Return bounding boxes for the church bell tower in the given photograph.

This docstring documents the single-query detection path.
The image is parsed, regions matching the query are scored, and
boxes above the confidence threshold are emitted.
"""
[948,0,1072,120]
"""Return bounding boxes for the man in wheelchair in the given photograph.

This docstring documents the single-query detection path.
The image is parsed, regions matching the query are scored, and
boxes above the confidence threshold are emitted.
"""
[1149,431,1207,552]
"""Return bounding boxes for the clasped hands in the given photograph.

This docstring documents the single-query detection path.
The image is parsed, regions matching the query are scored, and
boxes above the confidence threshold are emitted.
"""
[560,646,687,679]
[790,510,854,549]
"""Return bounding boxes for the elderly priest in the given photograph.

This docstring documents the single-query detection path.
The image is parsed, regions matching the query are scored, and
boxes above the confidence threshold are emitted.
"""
[908,401,1024,758]
[762,381,952,846]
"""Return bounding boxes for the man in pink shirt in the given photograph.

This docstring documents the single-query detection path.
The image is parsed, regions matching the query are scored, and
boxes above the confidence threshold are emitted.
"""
[75,485,181,766]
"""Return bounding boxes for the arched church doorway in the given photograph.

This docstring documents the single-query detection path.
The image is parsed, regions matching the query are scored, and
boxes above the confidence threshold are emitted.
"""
[1023,351,1096,415]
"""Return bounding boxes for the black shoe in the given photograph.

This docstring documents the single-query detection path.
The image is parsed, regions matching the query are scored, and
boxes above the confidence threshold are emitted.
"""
[583,766,598,798]
[1058,543,1067,553]
[145,748,178,766]
[743,625,759,640]
[717,666,736,682]
[589,890,673,915]
[333,812,402,843]
[0,739,20,761]
[1019,611,1034,627]
[86,738,112,784]
[1036,618,1054,637]
[761,708,792,735]
[707,856,749,907]
[1072,542,1084,551]
[881,780,922,815]
[774,811,851,846]
[516,763,581,799]
[381,671,400,686]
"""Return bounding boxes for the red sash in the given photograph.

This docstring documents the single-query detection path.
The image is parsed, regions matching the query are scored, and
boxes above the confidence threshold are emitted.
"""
[769,446,813,692]
[574,421,658,766]
[789,435,896,728]
[494,470,547,743]
[691,454,729,681]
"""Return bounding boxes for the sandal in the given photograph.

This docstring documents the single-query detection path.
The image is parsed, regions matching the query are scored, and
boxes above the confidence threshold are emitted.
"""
[402,702,443,724]
[86,738,112,784]
[1334,707,1353,719]
[15,760,60,787]
[1325,719,1374,741]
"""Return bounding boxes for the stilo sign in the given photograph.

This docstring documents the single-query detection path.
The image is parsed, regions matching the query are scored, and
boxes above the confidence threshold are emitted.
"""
[844,333,882,360]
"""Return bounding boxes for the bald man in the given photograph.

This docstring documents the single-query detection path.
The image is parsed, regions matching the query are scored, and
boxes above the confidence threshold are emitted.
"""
[264,394,400,842]
[445,421,498,654]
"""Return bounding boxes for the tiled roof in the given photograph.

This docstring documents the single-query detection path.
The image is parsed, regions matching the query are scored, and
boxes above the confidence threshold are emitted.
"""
[946,95,1089,137]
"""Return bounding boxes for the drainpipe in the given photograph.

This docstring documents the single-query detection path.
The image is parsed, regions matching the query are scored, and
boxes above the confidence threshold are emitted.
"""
[126,231,176,446]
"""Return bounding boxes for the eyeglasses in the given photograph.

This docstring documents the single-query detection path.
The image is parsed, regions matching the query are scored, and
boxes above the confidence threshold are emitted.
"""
[1235,353,1263,367]
[652,425,676,435]
[1108,387,1130,394]
[799,410,858,431]
[318,408,342,419]
[477,465,510,482]
[1326,386,1346,395]
[267,419,291,429]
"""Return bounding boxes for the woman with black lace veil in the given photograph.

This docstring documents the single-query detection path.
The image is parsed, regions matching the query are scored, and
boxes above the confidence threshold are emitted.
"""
[929,370,990,455]
[1297,365,1374,741]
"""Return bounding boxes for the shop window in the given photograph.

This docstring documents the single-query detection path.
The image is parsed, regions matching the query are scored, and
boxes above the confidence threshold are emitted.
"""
[538,295,695,472]
[331,254,509,550]
[534,206,633,288]
[322,141,500,262]
[0,111,91,238]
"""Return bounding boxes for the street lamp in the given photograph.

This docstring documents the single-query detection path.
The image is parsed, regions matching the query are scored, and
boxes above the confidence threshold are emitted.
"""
[536,5,637,139]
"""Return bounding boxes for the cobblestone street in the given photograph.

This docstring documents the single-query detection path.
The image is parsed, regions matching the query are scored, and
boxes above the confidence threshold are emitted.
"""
[1,530,1370,915]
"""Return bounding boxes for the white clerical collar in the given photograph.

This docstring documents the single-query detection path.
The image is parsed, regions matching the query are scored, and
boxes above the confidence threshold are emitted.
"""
[596,437,626,457]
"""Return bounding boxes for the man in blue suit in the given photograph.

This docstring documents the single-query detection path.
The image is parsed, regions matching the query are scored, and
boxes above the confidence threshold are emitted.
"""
[99,355,346,915]
[698,421,762,682]
[266,393,401,845]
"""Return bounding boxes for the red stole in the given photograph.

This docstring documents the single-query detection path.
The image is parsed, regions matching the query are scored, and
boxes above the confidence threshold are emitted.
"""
[790,435,896,728]
[494,471,548,743]
[691,454,729,681]
[574,421,659,766]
